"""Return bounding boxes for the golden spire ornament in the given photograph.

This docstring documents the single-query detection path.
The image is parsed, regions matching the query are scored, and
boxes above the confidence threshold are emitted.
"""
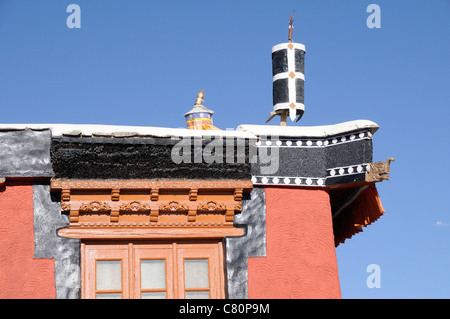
[184,90,221,130]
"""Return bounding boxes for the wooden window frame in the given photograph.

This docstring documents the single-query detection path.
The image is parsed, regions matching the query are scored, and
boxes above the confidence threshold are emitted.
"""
[81,240,226,299]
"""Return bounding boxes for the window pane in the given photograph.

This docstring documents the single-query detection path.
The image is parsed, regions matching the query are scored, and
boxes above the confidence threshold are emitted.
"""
[186,291,210,299]
[96,293,122,299]
[96,260,122,291]
[141,259,166,289]
[184,259,209,289]
[141,292,166,299]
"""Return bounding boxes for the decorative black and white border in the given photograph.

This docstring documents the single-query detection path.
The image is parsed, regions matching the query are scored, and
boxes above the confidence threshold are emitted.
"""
[252,175,326,187]
[252,163,371,187]
[255,130,372,148]
[326,163,370,177]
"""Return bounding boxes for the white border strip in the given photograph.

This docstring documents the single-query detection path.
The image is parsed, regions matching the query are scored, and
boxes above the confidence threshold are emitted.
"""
[273,103,305,113]
[327,163,371,177]
[252,175,325,187]
[273,72,305,82]
[252,164,369,187]
[255,130,372,148]
[272,42,306,53]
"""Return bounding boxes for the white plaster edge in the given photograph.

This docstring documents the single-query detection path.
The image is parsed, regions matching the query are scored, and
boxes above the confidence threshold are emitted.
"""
[0,124,257,139]
[236,120,379,138]
[0,119,379,140]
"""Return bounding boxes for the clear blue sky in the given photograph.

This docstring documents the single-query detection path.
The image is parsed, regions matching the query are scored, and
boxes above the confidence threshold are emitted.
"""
[1,0,449,299]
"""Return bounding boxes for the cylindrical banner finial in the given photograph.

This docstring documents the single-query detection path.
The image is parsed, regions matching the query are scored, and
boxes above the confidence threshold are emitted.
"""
[184,90,221,130]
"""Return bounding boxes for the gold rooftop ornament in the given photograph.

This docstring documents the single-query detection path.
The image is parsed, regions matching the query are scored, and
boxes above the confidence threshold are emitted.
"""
[184,90,221,130]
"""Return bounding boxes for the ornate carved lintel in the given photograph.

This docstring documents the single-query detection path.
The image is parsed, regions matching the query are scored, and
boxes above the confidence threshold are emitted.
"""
[54,179,253,234]
[366,157,395,183]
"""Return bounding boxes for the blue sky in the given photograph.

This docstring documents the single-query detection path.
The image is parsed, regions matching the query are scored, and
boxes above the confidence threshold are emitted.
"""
[1,0,449,298]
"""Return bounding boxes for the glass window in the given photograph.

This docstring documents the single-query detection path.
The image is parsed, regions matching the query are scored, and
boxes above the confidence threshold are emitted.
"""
[96,260,122,291]
[184,258,210,299]
[184,259,209,288]
[141,292,167,299]
[185,291,210,299]
[141,259,166,290]
[96,293,122,299]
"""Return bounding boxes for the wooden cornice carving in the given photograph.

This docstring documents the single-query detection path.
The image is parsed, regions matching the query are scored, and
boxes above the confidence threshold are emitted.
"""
[52,179,252,239]
[120,201,151,213]
[61,202,71,212]
[79,201,111,213]
[197,201,227,213]
[159,201,189,213]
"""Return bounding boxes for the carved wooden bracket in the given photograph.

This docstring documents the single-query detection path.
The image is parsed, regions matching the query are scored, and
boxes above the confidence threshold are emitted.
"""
[150,189,159,201]
[366,157,395,183]
[189,189,198,201]
[111,189,120,201]
[150,209,159,222]
[62,189,70,201]
[188,210,197,222]
[110,211,119,223]
[61,202,71,213]
[234,189,243,201]
[225,210,235,223]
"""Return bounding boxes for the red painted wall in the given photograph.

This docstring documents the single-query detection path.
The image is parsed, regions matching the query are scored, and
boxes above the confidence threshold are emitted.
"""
[0,182,55,299]
[247,187,341,299]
